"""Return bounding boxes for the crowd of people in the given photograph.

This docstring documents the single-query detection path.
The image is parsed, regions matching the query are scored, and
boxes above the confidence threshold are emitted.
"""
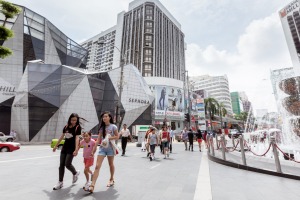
[52,112,206,194]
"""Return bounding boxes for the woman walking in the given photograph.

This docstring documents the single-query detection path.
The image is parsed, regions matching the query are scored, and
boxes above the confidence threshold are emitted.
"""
[181,127,188,151]
[52,113,83,190]
[196,129,203,152]
[88,111,119,193]
[147,127,158,161]
[161,126,170,159]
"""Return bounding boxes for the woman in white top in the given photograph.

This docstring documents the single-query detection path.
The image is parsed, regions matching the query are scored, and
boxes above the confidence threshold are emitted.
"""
[89,111,119,193]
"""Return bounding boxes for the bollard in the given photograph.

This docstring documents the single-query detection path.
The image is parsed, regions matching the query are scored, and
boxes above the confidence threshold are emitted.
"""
[239,135,247,166]
[270,137,282,173]
[211,136,215,157]
[232,135,235,148]
[221,134,226,160]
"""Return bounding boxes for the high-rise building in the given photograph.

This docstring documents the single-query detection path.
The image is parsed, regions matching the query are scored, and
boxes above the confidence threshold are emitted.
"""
[231,92,244,115]
[81,0,186,80]
[190,75,233,116]
[80,12,125,72]
[279,0,300,73]
[242,100,252,113]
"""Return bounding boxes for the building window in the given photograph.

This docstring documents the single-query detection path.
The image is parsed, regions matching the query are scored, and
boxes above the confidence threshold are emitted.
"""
[146,22,153,27]
[145,49,152,56]
[144,64,152,70]
[145,35,152,41]
[144,56,152,62]
[145,28,152,33]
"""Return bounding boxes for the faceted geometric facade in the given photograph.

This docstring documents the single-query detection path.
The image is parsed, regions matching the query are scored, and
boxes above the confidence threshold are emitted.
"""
[108,64,155,127]
[8,62,153,142]
[0,5,88,135]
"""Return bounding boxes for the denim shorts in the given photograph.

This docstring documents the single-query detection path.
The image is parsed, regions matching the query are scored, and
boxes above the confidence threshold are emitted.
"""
[162,141,169,148]
[98,146,114,156]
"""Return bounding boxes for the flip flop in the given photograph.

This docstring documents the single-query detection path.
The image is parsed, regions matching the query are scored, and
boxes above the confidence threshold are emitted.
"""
[106,180,115,187]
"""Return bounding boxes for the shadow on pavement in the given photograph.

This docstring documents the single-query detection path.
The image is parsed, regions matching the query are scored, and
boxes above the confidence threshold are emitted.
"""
[43,186,119,200]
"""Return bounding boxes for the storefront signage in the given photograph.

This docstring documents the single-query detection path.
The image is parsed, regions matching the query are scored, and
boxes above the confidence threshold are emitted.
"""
[128,98,150,104]
[0,85,16,96]
[280,0,299,18]
[13,103,28,109]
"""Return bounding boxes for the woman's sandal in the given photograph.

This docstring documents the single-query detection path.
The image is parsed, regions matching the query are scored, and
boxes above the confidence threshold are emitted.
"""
[88,185,95,193]
[106,180,115,187]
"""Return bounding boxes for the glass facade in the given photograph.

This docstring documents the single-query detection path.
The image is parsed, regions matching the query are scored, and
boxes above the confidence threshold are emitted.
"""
[0,6,88,71]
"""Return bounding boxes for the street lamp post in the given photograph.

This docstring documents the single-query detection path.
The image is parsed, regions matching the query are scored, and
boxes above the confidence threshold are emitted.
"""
[182,70,191,128]
[116,53,125,130]
[98,41,130,130]
[186,70,191,128]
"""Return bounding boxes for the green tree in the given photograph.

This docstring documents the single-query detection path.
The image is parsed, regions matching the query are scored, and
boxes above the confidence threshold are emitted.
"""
[218,102,227,129]
[234,112,246,121]
[0,0,21,59]
[205,97,219,131]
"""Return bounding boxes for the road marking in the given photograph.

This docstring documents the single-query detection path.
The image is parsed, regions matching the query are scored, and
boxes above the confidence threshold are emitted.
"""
[0,155,59,163]
[150,164,160,169]
[194,152,212,200]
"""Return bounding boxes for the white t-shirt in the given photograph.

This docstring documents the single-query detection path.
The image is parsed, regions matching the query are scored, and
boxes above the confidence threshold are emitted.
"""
[120,128,130,137]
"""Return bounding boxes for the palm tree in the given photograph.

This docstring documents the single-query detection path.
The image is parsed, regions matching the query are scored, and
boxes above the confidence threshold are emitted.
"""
[234,111,248,130]
[218,103,227,129]
[204,97,219,132]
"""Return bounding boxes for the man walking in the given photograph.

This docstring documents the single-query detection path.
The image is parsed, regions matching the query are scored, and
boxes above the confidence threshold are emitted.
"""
[119,124,131,156]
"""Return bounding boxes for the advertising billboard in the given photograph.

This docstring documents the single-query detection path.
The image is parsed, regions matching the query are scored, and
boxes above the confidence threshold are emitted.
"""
[154,85,184,120]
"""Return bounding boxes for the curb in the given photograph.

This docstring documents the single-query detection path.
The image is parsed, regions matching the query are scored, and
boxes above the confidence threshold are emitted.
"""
[207,153,300,181]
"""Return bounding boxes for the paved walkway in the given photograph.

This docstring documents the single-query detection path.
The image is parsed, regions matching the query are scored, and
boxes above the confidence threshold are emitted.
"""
[1,142,300,199]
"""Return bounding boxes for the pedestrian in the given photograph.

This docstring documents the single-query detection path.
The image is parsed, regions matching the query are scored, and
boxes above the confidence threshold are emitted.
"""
[157,127,163,153]
[88,111,119,193]
[196,129,203,152]
[147,127,158,161]
[80,132,96,190]
[188,129,194,151]
[119,124,130,156]
[10,130,16,141]
[52,113,83,190]
[203,130,208,149]
[145,127,152,157]
[181,127,188,150]
[161,126,170,159]
[168,125,175,153]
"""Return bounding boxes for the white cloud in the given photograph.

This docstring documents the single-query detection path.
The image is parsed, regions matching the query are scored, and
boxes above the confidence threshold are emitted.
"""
[186,12,292,112]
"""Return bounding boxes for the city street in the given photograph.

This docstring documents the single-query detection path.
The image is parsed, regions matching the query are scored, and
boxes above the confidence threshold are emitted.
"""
[1,142,300,200]
[0,142,202,200]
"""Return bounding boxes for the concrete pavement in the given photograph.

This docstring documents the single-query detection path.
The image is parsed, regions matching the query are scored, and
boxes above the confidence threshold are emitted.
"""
[1,142,300,200]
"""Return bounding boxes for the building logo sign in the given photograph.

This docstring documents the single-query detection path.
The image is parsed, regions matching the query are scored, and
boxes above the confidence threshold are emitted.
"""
[128,98,150,104]
[0,85,16,96]
[280,0,299,18]
[13,103,28,109]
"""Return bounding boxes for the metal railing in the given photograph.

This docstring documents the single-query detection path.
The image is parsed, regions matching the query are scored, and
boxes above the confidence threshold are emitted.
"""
[207,134,300,173]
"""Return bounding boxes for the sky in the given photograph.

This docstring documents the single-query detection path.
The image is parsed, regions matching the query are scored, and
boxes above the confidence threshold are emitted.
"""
[9,0,293,114]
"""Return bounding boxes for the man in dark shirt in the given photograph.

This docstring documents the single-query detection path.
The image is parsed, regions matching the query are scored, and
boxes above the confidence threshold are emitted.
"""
[187,129,194,151]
